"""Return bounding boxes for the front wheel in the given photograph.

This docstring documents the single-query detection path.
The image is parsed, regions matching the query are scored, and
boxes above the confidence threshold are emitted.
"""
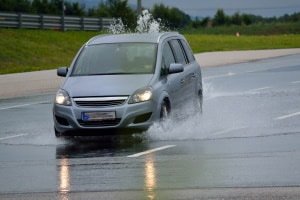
[160,101,169,120]
[54,127,62,138]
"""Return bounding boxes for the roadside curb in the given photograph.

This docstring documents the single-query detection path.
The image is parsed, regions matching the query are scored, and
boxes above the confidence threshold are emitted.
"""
[195,48,300,67]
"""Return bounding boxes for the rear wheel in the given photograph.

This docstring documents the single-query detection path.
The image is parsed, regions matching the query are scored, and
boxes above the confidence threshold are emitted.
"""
[194,92,203,114]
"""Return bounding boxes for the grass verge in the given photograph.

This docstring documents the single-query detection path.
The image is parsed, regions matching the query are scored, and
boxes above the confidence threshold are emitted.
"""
[0,29,102,74]
[185,34,300,53]
[0,28,300,74]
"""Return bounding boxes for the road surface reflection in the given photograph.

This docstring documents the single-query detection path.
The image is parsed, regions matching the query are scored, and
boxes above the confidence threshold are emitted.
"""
[145,154,157,200]
[59,157,70,200]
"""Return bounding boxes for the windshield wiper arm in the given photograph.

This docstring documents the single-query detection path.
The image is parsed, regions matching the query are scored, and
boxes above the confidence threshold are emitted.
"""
[86,72,134,76]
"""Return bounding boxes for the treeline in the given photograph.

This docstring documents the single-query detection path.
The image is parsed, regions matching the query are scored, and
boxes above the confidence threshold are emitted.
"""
[193,9,300,28]
[0,0,85,16]
[1,0,299,30]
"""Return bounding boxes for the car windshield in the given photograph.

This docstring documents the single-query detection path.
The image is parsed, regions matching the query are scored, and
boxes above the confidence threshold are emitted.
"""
[72,43,157,76]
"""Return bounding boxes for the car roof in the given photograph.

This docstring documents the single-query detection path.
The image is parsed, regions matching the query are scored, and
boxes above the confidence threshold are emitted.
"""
[86,32,182,45]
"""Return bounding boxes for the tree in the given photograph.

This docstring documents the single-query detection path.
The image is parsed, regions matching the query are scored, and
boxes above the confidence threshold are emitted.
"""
[0,0,14,11]
[93,0,136,30]
[16,0,32,12]
[201,17,211,27]
[95,3,110,17]
[242,14,252,25]
[213,9,226,26]
[192,17,202,29]
[65,2,85,16]
[0,0,31,12]
[231,12,242,26]
[32,0,51,14]
[152,3,191,30]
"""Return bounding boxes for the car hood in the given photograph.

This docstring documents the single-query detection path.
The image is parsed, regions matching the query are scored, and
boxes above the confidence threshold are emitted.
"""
[62,74,153,97]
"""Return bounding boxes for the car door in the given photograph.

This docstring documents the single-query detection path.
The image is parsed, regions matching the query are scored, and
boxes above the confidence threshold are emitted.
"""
[169,39,195,103]
[160,41,184,107]
[179,39,200,100]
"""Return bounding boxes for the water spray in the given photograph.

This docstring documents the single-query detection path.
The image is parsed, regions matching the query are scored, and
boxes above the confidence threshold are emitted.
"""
[108,10,166,34]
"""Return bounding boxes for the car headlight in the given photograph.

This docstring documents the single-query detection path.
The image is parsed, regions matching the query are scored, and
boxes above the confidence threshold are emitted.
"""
[55,89,72,106]
[129,87,153,104]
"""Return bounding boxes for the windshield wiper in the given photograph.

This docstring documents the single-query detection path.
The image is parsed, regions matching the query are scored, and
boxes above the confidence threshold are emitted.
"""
[86,72,135,76]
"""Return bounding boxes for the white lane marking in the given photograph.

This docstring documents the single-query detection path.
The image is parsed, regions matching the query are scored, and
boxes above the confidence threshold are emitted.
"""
[246,69,268,73]
[0,134,28,141]
[246,70,261,73]
[246,87,271,92]
[204,72,236,80]
[211,126,248,137]
[127,145,176,158]
[292,81,300,84]
[0,101,49,110]
[274,111,300,120]
[204,96,217,101]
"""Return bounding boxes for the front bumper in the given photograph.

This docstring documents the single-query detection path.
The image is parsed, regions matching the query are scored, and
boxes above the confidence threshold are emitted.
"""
[53,100,157,135]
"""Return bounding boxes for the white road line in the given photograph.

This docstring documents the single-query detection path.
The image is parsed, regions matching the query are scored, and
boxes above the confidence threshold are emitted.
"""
[292,81,300,84]
[246,70,260,73]
[127,145,176,158]
[211,126,248,137]
[0,101,49,110]
[0,134,28,141]
[246,69,267,73]
[274,112,300,120]
[246,87,271,92]
[204,72,236,80]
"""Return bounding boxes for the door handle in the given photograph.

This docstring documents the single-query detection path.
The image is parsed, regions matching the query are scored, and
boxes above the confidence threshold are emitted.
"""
[180,79,185,84]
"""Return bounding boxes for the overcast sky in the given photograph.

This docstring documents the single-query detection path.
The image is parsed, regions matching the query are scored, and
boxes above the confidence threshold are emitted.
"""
[127,0,300,18]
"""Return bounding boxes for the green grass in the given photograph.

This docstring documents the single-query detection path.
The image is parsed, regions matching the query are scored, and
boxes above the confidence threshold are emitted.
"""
[0,28,300,74]
[185,34,300,53]
[0,29,102,74]
[182,22,300,35]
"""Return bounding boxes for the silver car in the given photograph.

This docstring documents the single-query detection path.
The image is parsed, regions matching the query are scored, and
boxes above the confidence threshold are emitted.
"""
[53,32,202,137]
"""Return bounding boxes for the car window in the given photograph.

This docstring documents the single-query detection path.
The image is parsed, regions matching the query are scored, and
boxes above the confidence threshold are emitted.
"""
[72,43,157,76]
[161,42,176,76]
[180,39,195,63]
[169,40,187,65]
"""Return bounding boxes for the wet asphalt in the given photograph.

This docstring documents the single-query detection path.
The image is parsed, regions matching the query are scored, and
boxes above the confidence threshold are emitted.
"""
[0,54,300,199]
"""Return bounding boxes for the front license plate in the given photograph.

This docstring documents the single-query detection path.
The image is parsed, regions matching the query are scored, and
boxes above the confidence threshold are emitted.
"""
[82,111,116,121]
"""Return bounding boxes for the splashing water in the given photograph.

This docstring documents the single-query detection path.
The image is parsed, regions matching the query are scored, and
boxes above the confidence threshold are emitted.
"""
[136,10,162,33]
[108,18,127,34]
[108,10,165,34]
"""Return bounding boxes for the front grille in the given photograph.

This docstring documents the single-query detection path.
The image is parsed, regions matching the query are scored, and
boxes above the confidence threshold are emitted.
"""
[78,119,121,127]
[74,97,128,107]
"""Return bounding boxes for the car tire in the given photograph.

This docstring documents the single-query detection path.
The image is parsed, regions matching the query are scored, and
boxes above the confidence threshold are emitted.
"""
[194,92,203,114]
[160,101,169,120]
[54,127,62,138]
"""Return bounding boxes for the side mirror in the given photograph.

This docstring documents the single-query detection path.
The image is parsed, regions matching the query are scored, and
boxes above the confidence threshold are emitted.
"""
[57,67,68,77]
[169,63,184,74]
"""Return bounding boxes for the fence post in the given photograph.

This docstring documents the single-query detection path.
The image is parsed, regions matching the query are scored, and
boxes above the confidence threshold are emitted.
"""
[40,14,44,29]
[61,15,65,31]
[99,17,103,30]
[81,16,85,31]
[18,13,22,29]
[61,0,65,31]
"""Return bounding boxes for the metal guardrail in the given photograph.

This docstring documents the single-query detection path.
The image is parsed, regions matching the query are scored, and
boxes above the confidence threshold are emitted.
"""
[0,12,114,31]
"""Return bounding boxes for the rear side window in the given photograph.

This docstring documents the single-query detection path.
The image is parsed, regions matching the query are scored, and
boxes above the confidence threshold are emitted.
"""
[180,39,195,63]
[169,40,187,65]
